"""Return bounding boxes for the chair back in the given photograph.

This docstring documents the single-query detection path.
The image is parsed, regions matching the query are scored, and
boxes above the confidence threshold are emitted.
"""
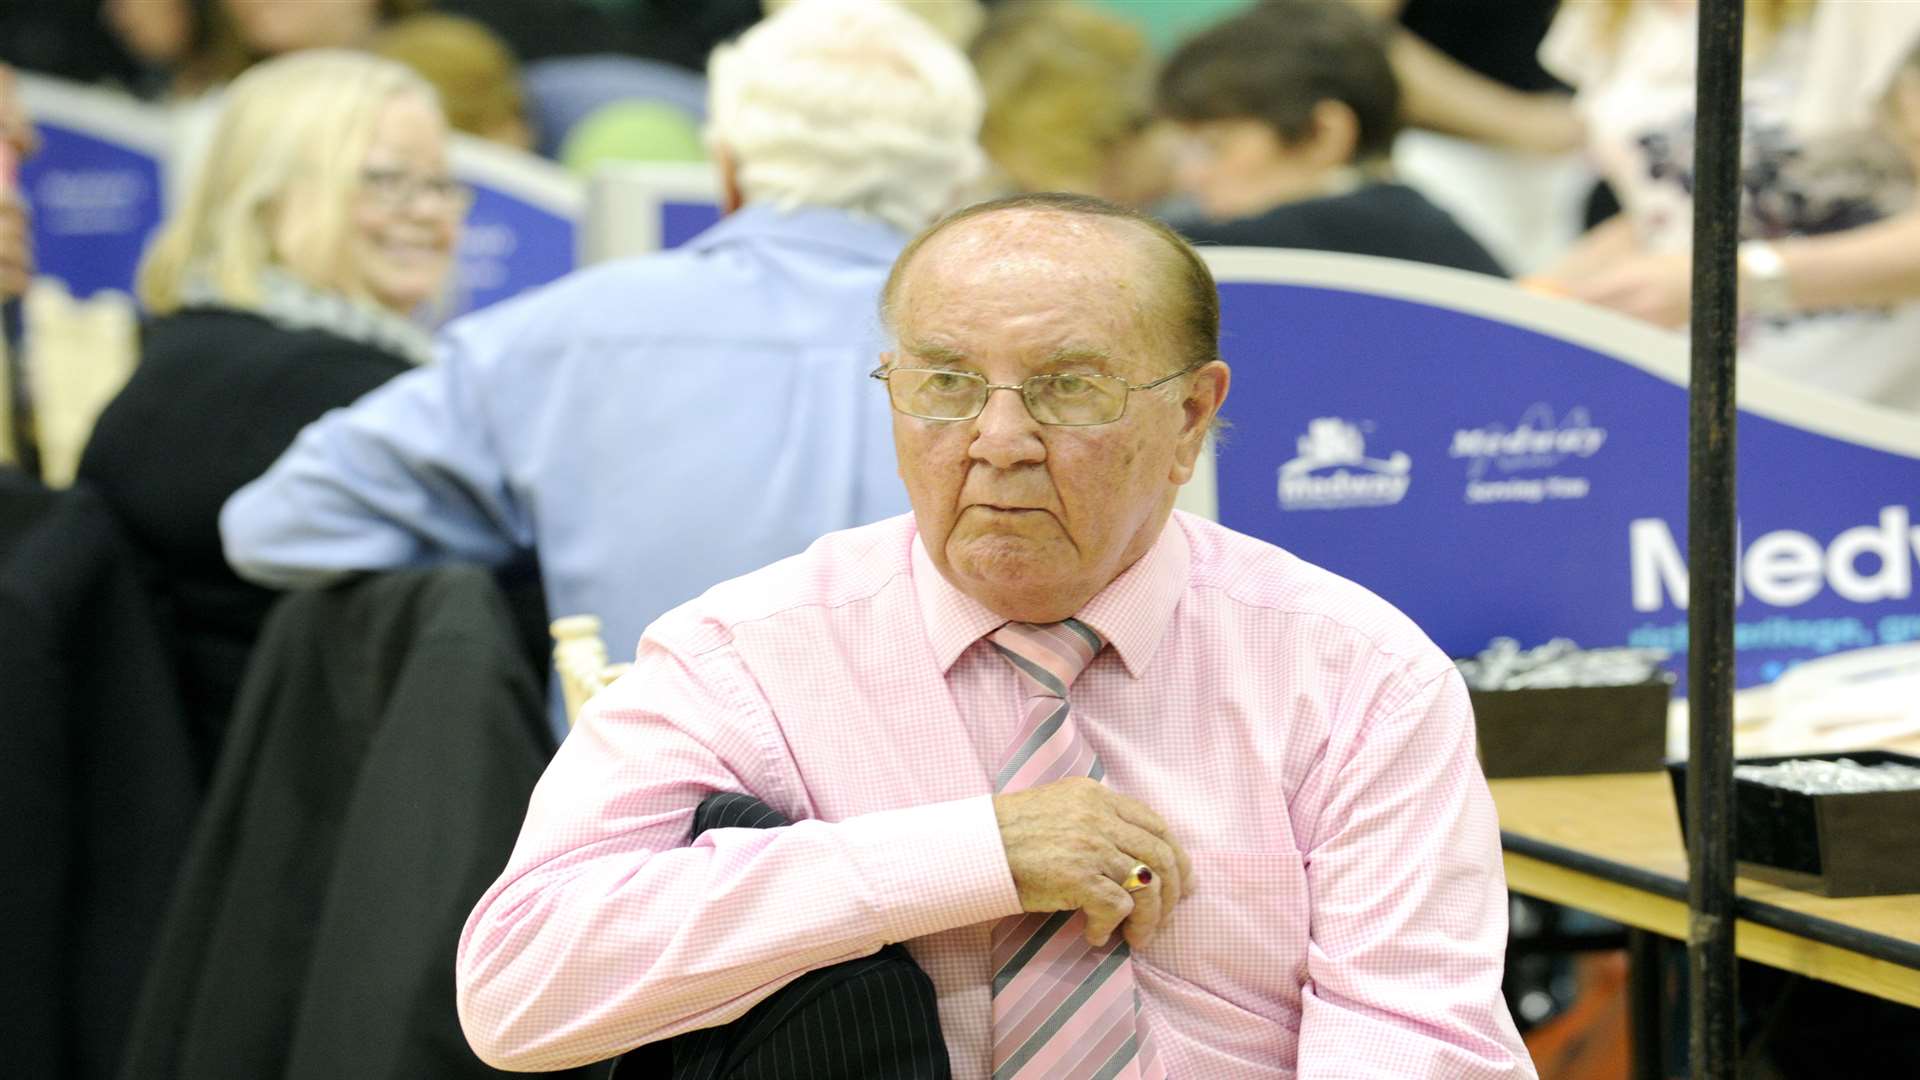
[551,614,629,726]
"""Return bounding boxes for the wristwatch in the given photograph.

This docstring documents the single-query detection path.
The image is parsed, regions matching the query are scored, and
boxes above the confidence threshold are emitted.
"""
[1737,240,1794,316]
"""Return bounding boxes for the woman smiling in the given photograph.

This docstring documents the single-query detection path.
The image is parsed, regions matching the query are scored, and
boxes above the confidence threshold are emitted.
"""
[76,50,466,766]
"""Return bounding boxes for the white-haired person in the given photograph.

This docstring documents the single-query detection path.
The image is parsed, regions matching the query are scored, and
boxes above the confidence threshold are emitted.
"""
[219,0,985,735]
[77,50,464,763]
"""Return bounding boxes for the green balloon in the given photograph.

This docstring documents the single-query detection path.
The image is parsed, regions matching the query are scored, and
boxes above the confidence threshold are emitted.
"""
[561,101,708,172]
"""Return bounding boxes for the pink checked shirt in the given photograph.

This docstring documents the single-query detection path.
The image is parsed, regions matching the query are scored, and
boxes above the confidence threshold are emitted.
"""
[456,512,1535,1078]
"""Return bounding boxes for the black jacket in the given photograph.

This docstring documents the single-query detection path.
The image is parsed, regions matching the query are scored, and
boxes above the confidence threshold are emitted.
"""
[77,308,412,767]
[0,473,200,1080]
[118,565,598,1080]
[1178,182,1508,277]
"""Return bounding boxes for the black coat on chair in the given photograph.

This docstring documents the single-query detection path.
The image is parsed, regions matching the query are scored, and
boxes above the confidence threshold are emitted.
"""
[117,565,603,1080]
[0,474,200,1080]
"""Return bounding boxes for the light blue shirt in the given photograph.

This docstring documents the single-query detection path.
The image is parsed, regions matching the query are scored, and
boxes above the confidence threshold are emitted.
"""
[221,205,911,730]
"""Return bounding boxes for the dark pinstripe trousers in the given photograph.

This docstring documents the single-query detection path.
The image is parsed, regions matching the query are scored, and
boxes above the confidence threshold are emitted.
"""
[610,792,953,1079]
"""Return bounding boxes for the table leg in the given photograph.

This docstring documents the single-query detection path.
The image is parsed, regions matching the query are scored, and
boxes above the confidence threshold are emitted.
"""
[1627,928,1666,1080]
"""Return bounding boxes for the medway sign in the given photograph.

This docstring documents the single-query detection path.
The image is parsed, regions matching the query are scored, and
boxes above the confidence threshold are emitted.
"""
[1197,249,1920,694]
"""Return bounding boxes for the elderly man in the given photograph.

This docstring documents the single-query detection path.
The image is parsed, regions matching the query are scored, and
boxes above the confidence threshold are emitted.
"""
[218,0,984,733]
[455,191,1534,1078]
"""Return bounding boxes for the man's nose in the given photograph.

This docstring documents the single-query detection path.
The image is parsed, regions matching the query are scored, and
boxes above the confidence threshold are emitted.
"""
[968,385,1045,468]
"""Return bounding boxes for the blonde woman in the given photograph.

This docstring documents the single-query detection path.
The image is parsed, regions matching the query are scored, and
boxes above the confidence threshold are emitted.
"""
[1531,0,1920,412]
[76,50,466,757]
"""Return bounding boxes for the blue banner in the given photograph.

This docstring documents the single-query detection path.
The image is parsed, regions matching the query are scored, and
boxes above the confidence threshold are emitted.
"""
[449,185,575,315]
[660,199,720,250]
[1202,250,1920,693]
[18,78,167,298]
[448,138,582,316]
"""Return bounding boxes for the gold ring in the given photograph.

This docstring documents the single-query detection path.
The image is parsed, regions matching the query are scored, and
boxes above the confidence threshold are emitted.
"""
[1122,863,1153,892]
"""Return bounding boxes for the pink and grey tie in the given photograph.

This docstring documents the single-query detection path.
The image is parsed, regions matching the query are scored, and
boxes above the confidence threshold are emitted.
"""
[987,619,1165,1080]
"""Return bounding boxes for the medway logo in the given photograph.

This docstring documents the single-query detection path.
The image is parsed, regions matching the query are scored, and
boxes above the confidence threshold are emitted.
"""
[1450,404,1607,504]
[1278,418,1411,511]
[1629,506,1920,610]
[1449,404,1607,477]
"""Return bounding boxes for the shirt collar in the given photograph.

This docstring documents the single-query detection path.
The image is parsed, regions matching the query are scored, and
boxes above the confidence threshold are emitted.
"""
[682,202,906,267]
[911,516,1192,679]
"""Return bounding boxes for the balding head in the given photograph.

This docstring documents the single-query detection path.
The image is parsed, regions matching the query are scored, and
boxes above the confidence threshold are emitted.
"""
[882,192,1220,373]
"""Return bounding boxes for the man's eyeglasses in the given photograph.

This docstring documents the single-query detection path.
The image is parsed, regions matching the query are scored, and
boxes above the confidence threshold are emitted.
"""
[359,167,473,213]
[869,361,1203,427]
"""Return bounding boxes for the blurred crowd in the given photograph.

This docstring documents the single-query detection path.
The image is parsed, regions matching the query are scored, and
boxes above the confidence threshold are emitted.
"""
[5,1,1920,1079]
[5,2,1920,385]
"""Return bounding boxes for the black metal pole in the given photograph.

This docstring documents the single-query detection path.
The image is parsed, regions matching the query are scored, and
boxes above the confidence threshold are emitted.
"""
[1689,0,1743,1076]
[1627,928,1666,1080]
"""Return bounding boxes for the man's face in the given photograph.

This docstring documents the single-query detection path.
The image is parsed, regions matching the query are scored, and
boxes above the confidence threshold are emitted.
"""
[885,210,1227,623]
[1172,118,1334,222]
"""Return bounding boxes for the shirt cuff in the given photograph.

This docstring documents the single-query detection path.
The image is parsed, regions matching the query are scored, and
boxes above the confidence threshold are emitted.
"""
[840,794,1022,943]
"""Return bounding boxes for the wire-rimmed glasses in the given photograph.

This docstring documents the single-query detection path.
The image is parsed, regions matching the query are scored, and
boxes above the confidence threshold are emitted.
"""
[869,361,1202,426]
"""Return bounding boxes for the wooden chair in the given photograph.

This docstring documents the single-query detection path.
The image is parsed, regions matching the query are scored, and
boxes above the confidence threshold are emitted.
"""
[550,614,629,726]
[24,279,139,486]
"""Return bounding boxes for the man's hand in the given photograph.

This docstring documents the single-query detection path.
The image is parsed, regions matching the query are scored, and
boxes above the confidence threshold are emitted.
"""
[993,777,1194,950]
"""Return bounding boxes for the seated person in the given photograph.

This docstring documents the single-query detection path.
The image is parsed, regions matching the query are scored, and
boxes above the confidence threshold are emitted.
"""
[102,0,252,99]
[222,0,422,56]
[1529,3,1920,412]
[1341,0,1586,274]
[1156,0,1506,276]
[77,51,462,760]
[454,192,1536,1078]
[967,0,1175,210]
[370,12,535,151]
[219,0,985,736]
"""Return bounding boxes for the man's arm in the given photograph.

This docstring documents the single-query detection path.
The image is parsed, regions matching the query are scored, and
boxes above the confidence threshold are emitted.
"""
[1297,666,1536,1079]
[219,318,532,588]
[454,632,1022,1072]
[1342,0,1582,154]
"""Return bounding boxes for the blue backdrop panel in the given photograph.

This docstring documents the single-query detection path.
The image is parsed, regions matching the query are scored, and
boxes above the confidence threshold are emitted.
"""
[1207,260,1920,694]
[20,120,164,298]
[661,199,720,250]
[450,182,576,316]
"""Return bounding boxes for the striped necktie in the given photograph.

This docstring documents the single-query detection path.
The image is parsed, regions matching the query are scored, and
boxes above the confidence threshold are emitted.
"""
[987,619,1165,1080]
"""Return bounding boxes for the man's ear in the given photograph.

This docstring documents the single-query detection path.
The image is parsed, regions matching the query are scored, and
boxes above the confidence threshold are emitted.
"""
[714,144,744,215]
[1170,361,1230,484]
[1304,99,1361,170]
